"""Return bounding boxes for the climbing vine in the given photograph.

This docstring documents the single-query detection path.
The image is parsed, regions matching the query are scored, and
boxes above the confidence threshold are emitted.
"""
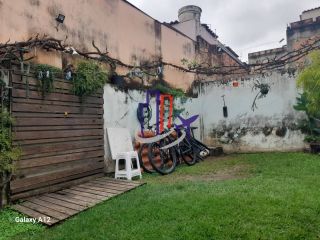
[72,60,109,98]
[152,83,185,98]
[251,80,271,111]
[152,83,187,119]
[34,64,62,97]
[0,76,21,189]
[0,108,21,175]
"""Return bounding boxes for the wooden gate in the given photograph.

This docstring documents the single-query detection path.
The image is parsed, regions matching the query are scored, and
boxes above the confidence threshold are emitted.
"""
[10,71,105,201]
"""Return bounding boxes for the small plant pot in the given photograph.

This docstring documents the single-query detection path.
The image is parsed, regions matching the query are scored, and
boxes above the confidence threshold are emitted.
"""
[310,142,320,154]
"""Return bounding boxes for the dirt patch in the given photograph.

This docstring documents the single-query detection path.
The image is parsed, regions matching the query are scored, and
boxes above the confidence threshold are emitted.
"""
[176,164,250,182]
[147,156,251,184]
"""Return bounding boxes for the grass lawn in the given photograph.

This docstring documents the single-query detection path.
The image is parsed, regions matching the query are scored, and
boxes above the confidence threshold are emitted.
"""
[1,152,320,240]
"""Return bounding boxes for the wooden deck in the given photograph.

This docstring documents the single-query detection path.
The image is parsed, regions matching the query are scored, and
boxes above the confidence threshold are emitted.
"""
[12,177,145,226]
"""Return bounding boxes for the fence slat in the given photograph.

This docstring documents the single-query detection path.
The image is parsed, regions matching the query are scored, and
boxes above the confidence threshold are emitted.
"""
[10,74,105,201]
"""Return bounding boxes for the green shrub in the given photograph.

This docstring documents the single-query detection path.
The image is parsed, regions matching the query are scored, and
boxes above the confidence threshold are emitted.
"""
[34,64,62,96]
[297,51,320,115]
[72,60,108,98]
[0,108,20,174]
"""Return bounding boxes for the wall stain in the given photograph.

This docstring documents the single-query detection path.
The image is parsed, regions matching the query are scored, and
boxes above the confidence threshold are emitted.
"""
[29,0,40,6]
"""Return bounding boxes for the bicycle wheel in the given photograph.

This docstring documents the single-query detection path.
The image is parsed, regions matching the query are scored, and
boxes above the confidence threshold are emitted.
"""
[138,143,156,174]
[148,139,177,175]
[180,138,197,166]
[190,138,210,160]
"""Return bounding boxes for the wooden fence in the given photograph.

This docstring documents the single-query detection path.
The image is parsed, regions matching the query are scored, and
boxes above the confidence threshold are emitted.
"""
[0,174,3,208]
[9,71,105,201]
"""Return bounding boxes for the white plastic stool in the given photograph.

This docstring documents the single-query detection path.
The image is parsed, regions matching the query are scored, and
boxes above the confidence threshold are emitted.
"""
[115,151,142,180]
[107,128,142,180]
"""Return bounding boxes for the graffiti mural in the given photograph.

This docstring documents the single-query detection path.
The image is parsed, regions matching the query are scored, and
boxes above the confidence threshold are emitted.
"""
[134,89,210,175]
[136,89,199,146]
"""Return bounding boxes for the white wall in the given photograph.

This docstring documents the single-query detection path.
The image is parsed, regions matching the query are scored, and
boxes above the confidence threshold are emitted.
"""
[171,20,197,41]
[103,71,306,170]
[187,72,306,152]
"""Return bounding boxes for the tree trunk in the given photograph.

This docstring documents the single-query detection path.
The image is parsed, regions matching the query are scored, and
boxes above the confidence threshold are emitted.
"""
[0,172,9,208]
[0,172,3,209]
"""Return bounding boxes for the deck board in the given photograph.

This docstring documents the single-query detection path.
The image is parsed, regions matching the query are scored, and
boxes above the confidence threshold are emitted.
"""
[12,177,145,226]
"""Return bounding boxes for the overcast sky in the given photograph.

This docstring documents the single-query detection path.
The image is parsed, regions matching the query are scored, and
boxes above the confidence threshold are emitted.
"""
[126,0,319,62]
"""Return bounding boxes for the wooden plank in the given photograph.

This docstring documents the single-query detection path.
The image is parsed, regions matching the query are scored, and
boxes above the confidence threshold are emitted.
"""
[11,177,145,226]
[70,186,112,197]
[21,201,69,220]
[46,193,92,207]
[38,195,86,211]
[61,189,107,201]
[14,135,103,146]
[81,183,126,195]
[96,177,142,185]
[15,117,103,127]
[12,75,73,90]
[10,173,104,201]
[12,98,102,108]
[57,191,101,204]
[20,145,103,160]
[97,178,142,187]
[15,125,102,132]
[12,112,102,119]
[12,88,103,104]
[12,205,59,225]
[14,129,103,141]
[16,158,103,177]
[21,140,103,156]
[12,103,103,115]
[10,163,103,193]
[13,84,78,95]
[13,98,101,109]
[12,75,102,96]
[10,72,105,201]
[74,183,121,195]
[16,150,104,169]
[93,180,135,190]
[27,198,78,216]
[12,170,104,195]
[90,180,134,190]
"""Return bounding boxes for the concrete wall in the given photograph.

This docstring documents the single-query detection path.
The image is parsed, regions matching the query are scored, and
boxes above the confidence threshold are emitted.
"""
[0,0,196,90]
[161,24,195,90]
[103,85,149,171]
[287,18,320,51]
[103,71,305,169]
[171,21,197,41]
[190,72,306,152]
[199,25,219,45]
[248,46,287,64]
[300,8,320,21]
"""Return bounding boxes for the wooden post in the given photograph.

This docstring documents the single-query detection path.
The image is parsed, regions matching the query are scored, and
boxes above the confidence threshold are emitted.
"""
[0,173,2,209]
[0,172,10,208]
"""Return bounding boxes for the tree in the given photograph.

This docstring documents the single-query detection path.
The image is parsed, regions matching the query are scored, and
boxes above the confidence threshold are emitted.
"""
[295,51,320,142]
[297,50,320,115]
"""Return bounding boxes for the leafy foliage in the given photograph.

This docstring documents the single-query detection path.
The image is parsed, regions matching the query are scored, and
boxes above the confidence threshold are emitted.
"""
[295,51,320,142]
[0,108,21,174]
[181,58,201,70]
[297,51,320,115]
[0,78,5,87]
[152,83,187,120]
[34,64,62,97]
[152,83,185,98]
[294,93,320,142]
[293,92,308,112]
[72,60,108,98]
